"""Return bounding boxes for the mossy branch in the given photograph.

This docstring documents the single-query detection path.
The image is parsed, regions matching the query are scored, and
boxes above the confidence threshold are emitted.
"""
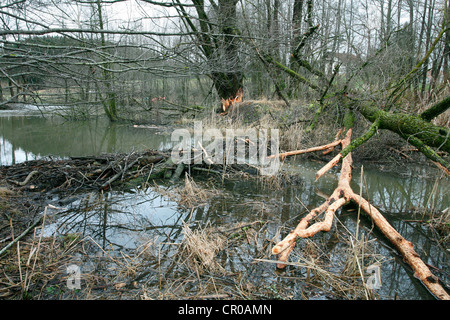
[265,55,320,92]
[400,134,450,170]
[420,95,450,121]
[340,117,380,158]
[292,24,320,57]
[358,103,450,153]
[343,108,355,131]
[291,57,326,81]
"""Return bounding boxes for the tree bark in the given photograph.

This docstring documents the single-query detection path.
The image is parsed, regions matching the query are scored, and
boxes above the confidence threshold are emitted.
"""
[96,0,117,122]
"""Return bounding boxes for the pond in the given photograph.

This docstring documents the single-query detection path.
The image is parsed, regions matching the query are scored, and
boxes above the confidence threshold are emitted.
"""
[0,109,172,166]
[0,109,449,300]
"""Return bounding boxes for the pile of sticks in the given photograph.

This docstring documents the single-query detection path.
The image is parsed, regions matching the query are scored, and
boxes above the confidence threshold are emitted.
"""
[0,146,265,195]
[0,150,167,193]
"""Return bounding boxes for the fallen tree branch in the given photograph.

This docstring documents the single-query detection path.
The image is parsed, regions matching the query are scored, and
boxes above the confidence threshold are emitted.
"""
[420,95,450,122]
[268,139,342,160]
[348,192,450,300]
[272,129,353,261]
[0,214,43,257]
[340,117,380,158]
[315,153,342,180]
[272,128,450,300]
[357,102,450,154]
[8,170,38,186]
[0,206,67,257]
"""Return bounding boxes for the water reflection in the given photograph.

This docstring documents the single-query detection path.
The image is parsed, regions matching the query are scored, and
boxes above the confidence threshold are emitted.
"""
[354,164,449,213]
[0,115,173,166]
[44,190,184,250]
[284,159,449,212]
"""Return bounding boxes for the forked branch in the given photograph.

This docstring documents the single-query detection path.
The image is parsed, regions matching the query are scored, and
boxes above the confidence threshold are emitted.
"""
[272,129,450,300]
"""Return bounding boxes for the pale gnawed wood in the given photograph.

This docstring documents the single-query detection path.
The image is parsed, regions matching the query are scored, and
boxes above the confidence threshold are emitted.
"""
[272,128,450,300]
[268,139,342,159]
[348,192,450,300]
[315,153,342,180]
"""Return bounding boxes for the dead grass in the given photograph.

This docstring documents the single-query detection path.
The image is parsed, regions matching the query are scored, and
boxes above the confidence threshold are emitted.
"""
[0,232,86,299]
[341,235,385,300]
[267,228,384,300]
[155,174,219,209]
[178,175,215,208]
[177,223,227,275]
[0,193,400,301]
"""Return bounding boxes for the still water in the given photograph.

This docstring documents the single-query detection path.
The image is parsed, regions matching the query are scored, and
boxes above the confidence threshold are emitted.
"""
[1,111,449,299]
[0,114,172,165]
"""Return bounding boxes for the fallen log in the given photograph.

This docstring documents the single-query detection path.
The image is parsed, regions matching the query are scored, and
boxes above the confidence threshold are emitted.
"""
[272,128,450,300]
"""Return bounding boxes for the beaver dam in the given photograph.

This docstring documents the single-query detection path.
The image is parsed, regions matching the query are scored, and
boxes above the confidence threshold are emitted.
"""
[0,114,449,300]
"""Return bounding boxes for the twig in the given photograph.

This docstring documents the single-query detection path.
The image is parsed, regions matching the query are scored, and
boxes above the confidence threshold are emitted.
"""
[0,217,42,257]
[0,206,57,257]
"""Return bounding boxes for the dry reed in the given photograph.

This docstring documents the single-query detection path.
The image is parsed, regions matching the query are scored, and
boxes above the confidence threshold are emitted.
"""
[177,222,226,275]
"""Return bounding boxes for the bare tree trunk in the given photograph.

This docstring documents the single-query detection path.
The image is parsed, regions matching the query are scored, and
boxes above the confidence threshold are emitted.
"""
[442,0,450,85]
[96,0,118,121]
[288,0,304,97]
[175,0,243,105]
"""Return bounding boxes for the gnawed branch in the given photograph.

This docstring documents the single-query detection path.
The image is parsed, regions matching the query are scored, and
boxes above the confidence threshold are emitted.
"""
[272,128,450,300]
[268,139,341,160]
